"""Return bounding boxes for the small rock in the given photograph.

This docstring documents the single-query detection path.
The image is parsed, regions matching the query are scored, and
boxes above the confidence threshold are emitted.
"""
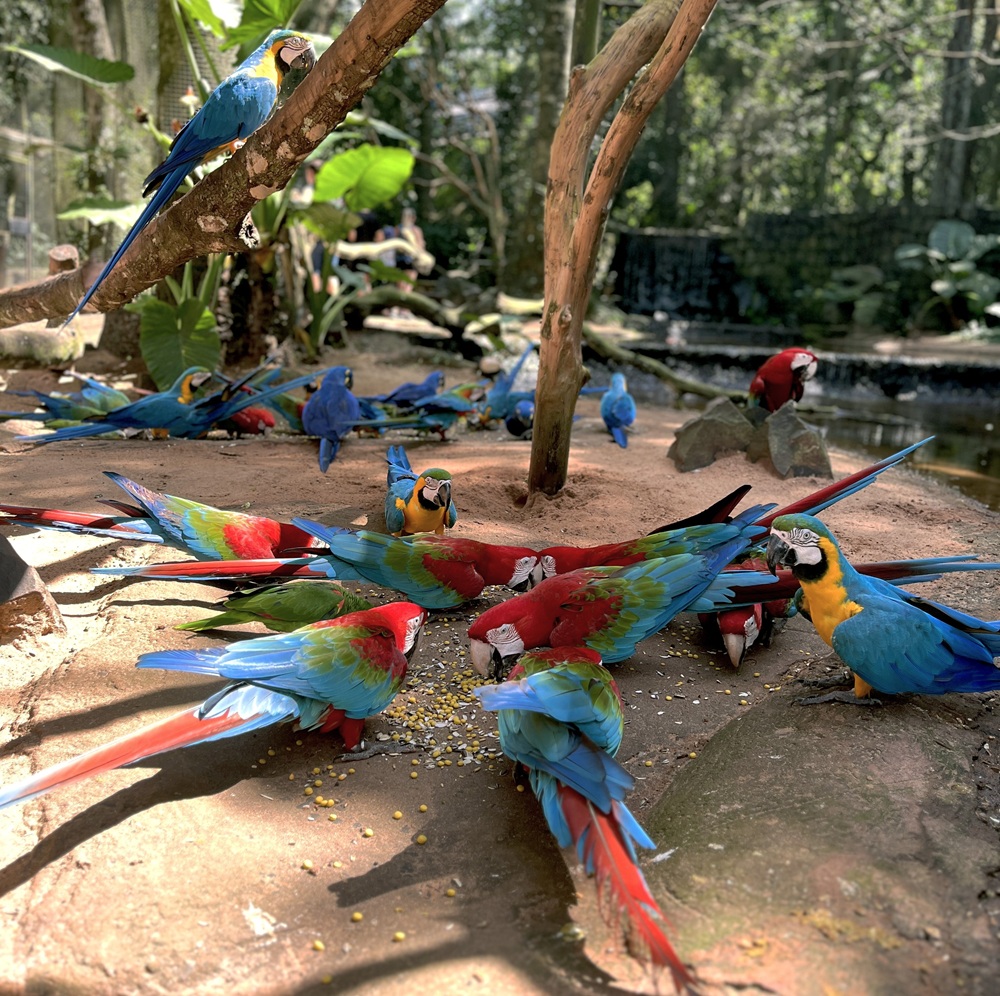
[667,397,754,472]
[0,533,65,642]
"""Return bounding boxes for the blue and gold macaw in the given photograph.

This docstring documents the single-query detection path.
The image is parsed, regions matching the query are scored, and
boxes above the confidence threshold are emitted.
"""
[384,444,457,536]
[64,30,315,324]
[600,371,636,448]
[766,513,1000,701]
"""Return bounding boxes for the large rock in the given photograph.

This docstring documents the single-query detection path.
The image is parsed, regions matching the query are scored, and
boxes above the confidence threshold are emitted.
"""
[748,401,832,477]
[644,692,1000,995]
[667,397,754,471]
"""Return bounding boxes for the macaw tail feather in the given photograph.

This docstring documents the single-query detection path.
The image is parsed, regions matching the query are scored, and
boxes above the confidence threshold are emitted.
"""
[558,787,695,992]
[174,612,249,632]
[756,437,932,528]
[0,683,301,811]
[386,444,413,485]
[649,484,753,534]
[611,426,628,448]
[91,557,331,582]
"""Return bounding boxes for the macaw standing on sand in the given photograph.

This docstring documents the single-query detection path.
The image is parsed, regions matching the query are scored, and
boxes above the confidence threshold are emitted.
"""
[766,513,1000,702]
[384,444,457,536]
[474,647,696,991]
[600,372,637,448]
[64,30,316,324]
[0,603,426,811]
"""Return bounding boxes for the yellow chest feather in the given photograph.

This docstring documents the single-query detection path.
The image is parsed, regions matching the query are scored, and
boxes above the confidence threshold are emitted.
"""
[396,495,446,535]
[799,539,863,646]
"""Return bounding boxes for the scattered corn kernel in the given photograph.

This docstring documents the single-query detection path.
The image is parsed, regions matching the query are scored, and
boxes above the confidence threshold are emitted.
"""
[288,774,295,781]
[314,779,323,787]
[419,804,427,813]
[351,911,363,923]
[301,860,313,871]
[348,768,356,774]
[267,749,276,757]
[304,787,314,796]
[643,760,653,767]
[416,834,427,845]
[362,827,374,838]
[328,814,338,822]
[393,811,403,820]
[312,939,325,951]
[688,752,697,758]
[392,931,406,942]
[410,771,418,779]
[516,784,525,793]
[445,888,456,898]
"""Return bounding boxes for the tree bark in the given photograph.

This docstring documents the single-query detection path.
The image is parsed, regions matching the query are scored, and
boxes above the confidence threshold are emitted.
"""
[0,0,448,330]
[528,0,718,495]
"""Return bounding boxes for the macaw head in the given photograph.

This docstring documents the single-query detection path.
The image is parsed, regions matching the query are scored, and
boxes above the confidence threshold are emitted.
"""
[367,601,428,660]
[766,513,836,581]
[469,621,525,681]
[416,470,452,510]
[173,367,213,403]
[715,605,763,668]
[264,31,316,75]
[478,546,542,592]
[788,350,818,383]
[610,372,628,393]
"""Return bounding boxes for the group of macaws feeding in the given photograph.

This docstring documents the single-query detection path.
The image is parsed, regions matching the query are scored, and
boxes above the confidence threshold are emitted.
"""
[4,431,1000,992]
[4,19,993,984]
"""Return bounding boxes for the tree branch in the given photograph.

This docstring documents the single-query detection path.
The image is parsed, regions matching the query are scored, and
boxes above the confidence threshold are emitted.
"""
[0,0,448,330]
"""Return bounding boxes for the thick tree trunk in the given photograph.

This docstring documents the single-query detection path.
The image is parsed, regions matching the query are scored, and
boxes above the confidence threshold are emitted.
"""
[0,0,448,330]
[528,0,718,495]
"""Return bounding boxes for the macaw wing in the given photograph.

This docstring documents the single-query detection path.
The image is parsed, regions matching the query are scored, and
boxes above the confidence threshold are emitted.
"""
[832,589,1000,695]
[384,481,412,535]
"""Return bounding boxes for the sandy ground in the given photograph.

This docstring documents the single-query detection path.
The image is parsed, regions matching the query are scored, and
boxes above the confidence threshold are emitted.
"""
[0,338,998,995]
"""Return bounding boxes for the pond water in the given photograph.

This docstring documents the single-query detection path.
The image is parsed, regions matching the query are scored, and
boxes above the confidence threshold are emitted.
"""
[616,331,1000,511]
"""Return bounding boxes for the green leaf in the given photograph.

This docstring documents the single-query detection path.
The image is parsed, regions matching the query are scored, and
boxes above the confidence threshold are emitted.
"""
[225,0,304,50]
[956,271,1000,313]
[175,0,233,37]
[930,278,957,299]
[57,197,143,228]
[343,112,418,147]
[129,297,221,389]
[293,202,360,244]
[966,233,1000,263]
[5,43,134,86]
[367,259,411,285]
[928,219,975,260]
[313,145,415,211]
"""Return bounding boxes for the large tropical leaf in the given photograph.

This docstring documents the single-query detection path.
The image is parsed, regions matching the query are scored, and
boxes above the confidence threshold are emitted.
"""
[176,0,235,37]
[58,197,143,229]
[928,219,975,261]
[313,145,415,212]
[128,297,221,390]
[225,0,304,51]
[4,44,133,86]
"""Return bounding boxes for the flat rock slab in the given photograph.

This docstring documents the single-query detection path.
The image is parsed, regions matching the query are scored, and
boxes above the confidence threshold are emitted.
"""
[646,691,1000,995]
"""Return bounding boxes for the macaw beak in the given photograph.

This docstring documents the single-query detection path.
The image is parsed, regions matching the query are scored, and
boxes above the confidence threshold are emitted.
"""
[435,480,451,509]
[765,533,793,575]
[288,43,316,73]
[470,638,492,676]
[722,631,747,669]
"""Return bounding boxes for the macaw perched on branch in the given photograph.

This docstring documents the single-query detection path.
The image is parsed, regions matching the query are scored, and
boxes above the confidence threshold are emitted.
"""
[302,366,361,472]
[64,30,316,325]
[600,372,637,448]
[0,471,323,560]
[175,580,371,633]
[0,602,426,812]
[384,444,457,536]
[474,647,695,991]
[747,348,818,412]
[765,514,1000,702]
[469,516,775,679]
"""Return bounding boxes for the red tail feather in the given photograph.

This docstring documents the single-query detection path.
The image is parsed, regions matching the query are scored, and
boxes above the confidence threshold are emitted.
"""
[0,706,254,809]
[0,504,123,530]
[133,558,322,579]
[558,787,695,993]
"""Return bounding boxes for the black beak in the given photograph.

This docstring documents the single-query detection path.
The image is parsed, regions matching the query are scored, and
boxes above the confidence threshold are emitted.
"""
[765,533,793,575]
[489,647,519,683]
[291,46,316,73]
[436,481,451,508]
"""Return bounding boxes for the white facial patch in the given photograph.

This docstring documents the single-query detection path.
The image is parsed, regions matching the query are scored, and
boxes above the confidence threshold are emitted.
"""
[403,614,424,655]
[774,525,823,565]
[508,555,539,588]
[485,622,525,660]
[792,352,818,381]
[541,554,558,579]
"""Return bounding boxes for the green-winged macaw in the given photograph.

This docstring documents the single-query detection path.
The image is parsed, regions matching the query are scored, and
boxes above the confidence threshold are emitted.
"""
[748,348,819,412]
[384,444,457,536]
[0,602,426,811]
[64,30,315,325]
[474,647,695,991]
[175,580,371,633]
[765,513,1000,702]
[0,470,323,560]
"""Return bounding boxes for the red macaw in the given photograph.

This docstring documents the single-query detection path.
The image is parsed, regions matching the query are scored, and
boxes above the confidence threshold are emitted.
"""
[474,647,695,991]
[748,347,818,412]
[0,602,426,811]
[0,471,322,560]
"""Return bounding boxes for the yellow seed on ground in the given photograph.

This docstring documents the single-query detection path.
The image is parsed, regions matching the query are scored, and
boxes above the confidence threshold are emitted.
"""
[419,804,427,812]
[416,834,427,845]
[362,827,374,838]
[411,758,420,766]
[312,939,325,951]
[288,774,295,780]
[314,779,323,787]
[392,931,406,942]
[351,912,363,923]
[410,771,418,779]
[393,811,403,820]
[688,752,697,758]
[724,689,732,695]
[333,860,343,868]
[258,758,266,765]
[348,768,356,774]
[644,760,653,767]
[338,773,347,781]
[267,749,276,757]
[322,976,332,985]
[445,888,456,897]
[516,784,525,793]
[301,860,313,870]
[304,787,314,796]
[313,767,321,775]
[328,814,338,822]
[296,740,303,746]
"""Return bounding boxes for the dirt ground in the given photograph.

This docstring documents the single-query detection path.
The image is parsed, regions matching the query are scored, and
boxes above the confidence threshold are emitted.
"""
[0,336,998,996]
